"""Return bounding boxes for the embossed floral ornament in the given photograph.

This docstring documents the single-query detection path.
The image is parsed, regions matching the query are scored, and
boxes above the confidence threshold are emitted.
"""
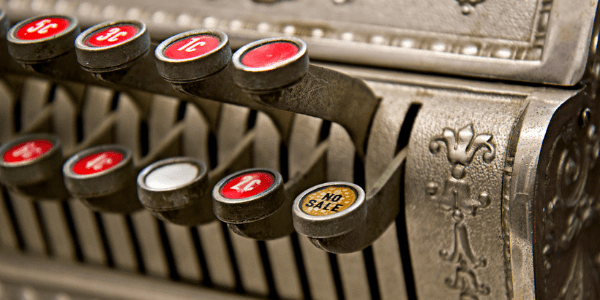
[456,0,486,15]
[427,124,494,299]
[428,124,495,215]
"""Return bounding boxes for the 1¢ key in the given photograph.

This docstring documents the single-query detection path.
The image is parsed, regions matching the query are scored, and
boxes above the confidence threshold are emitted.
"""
[7,15,79,63]
[0,134,68,199]
[63,145,142,213]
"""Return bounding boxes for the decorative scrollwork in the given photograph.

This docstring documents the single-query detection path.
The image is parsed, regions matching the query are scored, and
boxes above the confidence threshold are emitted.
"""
[428,124,495,299]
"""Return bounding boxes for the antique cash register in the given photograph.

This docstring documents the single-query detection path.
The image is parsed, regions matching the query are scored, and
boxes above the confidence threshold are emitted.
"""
[0,0,598,299]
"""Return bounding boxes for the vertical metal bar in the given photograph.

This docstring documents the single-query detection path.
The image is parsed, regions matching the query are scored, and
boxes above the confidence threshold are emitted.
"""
[101,213,138,272]
[0,78,15,143]
[130,211,169,278]
[163,223,203,282]
[0,187,18,251]
[254,113,303,299]
[68,200,106,265]
[217,104,269,296]
[289,114,337,300]
[37,201,76,261]
[328,123,371,300]
[197,223,236,289]
[364,84,412,300]
[7,192,46,256]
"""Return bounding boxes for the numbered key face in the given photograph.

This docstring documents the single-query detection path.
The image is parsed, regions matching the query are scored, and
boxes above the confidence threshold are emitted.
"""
[72,151,124,175]
[15,17,70,40]
[7,15,79,62]
[163,35,221,60]
[220,171,275,199]
[75,20,149,70]
[212,168,284,223]
[84,24,138,48]
[2,139,53,164]
[0,135,62,187]
[155,30,230,82]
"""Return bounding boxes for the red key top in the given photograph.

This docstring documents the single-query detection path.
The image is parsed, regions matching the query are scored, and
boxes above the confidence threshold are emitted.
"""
[232,37,308,91]
[7,15,79,62]
[213,168,284,223]
[220,171,275,200]
[84,25,138,48]
[63,145,140,213]
[3,139,53,163]
[155,30,230,82]
[163,35,221,60]
[75,20,149,70]
[240,41,299,68]
[72,151,124,175]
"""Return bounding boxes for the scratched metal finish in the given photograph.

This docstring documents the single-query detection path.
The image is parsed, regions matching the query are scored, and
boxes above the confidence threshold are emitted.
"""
[1,0,597,85]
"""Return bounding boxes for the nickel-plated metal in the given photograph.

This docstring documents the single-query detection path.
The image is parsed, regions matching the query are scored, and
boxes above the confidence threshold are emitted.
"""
[63,144,142,213]
[0,134,68,199]
[6,14,80,63]
[0,10,7,38]
[155,30,231,82]
[75,20,149,71]
[137,157,212,225]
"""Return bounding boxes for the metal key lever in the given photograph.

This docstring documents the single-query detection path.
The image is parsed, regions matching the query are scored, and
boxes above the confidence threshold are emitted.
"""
[212,141,327,240]
[293,148,406,253]
[155,30,296,144]
[137,130,255,226]
[159,35,378,159]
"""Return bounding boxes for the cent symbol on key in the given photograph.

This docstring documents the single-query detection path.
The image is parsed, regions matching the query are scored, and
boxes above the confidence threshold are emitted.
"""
[15,17,70,40]
[85,25,138,47]
[3,139,53,163]
[163,35,221,60]
[220,171,274,199]
[72,151,123,175]
[213,168,284,223]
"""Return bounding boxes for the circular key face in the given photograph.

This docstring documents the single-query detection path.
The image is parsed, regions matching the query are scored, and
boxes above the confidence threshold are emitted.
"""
[3,140,53,163]
[15,17,70,41]
[300,185,358,216]
[7,15,79,62]
[232,37,308,91]
[155,30,230,82]
[241,41,299,68]
[164,35,221,60]
[72,151,124,175]
[293,182,366,238]
[212,168,284,223]
[145,163,199,190]
[75,20,148,70]
[220,171,274,200]
[85,25,138,48]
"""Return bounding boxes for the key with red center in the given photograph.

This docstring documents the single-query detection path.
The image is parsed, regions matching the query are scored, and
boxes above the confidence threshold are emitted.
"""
[137,157,212,226]
[75,20,149,72]
[0,134,68,199]
[213,169,284,226]
[232,37,308,92]
[155,30,230,82]
[63,145,142,213]
[6,15,79,64]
